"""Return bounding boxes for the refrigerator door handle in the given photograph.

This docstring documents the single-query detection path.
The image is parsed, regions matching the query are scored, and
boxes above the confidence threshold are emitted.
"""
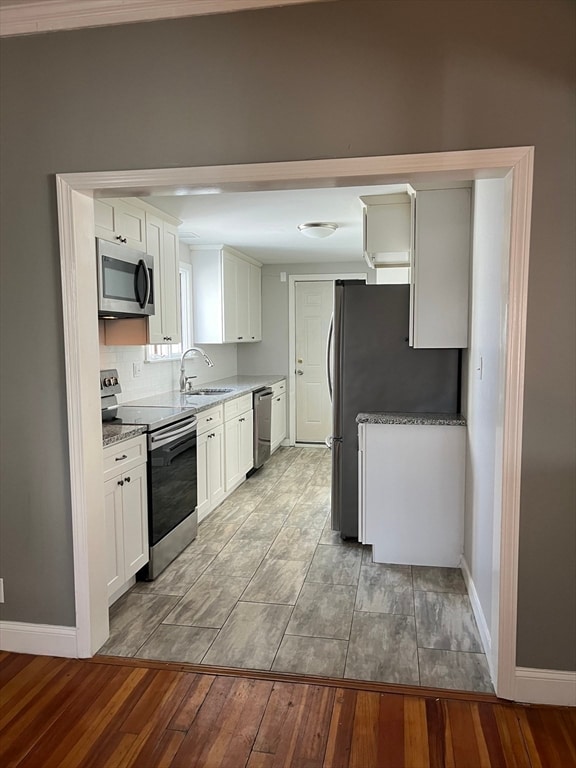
[326,312,334,403]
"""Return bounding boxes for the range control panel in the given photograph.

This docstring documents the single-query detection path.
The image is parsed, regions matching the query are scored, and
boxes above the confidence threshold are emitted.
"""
[100,368,122,397]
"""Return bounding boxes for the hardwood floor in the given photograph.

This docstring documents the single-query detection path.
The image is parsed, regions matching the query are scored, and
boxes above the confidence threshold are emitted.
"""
[1,652,574,767]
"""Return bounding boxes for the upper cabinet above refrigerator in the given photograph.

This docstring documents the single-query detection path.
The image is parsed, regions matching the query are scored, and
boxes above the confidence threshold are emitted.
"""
[411,187,471,349]
[361,185,471,349]
[360,191,414,271]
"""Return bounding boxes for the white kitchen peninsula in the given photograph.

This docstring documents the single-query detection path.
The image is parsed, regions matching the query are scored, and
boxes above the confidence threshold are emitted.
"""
[358,412,466,567]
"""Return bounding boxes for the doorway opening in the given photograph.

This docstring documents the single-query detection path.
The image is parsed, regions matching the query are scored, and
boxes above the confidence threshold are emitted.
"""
[287,272,367,447]
[56,147,533,700]
[294,280,333,444]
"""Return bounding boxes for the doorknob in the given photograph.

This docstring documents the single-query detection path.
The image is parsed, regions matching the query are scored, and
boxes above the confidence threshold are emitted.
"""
[296,369,304,376]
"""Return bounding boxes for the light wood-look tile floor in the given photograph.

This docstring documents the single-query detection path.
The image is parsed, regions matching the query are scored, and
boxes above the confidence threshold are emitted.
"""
[100,447,493,693]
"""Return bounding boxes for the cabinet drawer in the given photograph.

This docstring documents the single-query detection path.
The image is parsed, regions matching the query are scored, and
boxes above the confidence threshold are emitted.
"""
[272,380,286,397]
[224,393,252,421]
[103,435,146,480]
[197,405,223,435]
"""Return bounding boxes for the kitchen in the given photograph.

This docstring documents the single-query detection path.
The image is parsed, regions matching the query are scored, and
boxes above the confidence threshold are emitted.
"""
[90,177,508,692]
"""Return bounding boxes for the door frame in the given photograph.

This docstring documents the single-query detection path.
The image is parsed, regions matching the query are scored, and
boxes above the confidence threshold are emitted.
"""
[56,147,533,700]
[288,273,367,446]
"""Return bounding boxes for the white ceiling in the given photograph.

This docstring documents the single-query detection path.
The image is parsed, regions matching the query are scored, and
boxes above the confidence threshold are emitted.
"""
[146,183,408,265]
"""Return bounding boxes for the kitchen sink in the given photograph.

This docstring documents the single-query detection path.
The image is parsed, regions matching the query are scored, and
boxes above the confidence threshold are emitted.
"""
[185,388,234,396]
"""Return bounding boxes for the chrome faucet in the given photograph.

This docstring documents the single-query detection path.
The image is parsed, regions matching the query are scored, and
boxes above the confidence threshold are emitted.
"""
[179,346,215,392]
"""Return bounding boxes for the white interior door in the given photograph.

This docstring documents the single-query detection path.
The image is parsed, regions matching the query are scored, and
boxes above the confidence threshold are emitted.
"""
[295,280,333,443]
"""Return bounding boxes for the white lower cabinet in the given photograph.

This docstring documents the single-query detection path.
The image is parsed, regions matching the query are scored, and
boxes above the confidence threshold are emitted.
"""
[359,421,465,567]
[196,405,225,522]
[225,395,254,493]
[270,380,287,453]
[103,436,148,600]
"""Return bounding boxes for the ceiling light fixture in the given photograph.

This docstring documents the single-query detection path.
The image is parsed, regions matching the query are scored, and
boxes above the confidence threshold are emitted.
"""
[297,222,338,239]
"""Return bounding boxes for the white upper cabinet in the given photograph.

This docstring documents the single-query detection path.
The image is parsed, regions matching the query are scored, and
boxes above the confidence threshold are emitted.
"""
[361,186,471,348]
[147,214,181,344]
[249,263,262,342]
[98,199,182,348]
[360,192,414,270]
[94,198,147,251]
[190,245,262,345]
[411,187,471,349]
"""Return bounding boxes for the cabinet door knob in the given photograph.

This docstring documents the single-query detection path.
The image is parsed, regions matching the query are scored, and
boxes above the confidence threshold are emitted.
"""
[115,454,127,461]
[117,479,124,486]
[163,336,172,341]
[125,476,131,483]
[237,336,243,340]
[239,418,245,422]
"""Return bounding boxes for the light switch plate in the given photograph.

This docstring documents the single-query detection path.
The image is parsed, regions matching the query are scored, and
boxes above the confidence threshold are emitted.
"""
[133,362,142,378]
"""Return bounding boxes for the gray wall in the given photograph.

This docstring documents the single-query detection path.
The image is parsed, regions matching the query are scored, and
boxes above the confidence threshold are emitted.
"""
[237,262,369,379]
[0,1,574,670]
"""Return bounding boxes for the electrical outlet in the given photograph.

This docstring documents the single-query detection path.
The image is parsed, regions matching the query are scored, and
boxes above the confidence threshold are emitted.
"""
[0,578,4,603]
[133,362,142,378]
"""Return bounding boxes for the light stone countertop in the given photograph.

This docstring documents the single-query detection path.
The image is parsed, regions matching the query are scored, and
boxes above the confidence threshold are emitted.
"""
[123,375,286,412]
[102,423,147,447]
[356,412,467,427]
[102,375,286,446]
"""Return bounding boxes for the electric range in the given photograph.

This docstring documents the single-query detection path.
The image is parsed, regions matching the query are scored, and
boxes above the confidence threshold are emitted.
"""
[100,369,198,580]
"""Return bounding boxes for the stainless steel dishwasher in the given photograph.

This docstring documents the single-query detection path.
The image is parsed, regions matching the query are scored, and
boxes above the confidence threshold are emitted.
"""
[252,387,273,470]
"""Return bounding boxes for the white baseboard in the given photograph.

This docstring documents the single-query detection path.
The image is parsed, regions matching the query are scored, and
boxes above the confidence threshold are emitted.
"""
[0,621,77,658]
[515,667,576,706]
[460,557,494,679]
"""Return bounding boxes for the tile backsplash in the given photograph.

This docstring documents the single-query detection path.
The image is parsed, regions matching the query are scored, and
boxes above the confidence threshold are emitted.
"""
[99,343,239,403]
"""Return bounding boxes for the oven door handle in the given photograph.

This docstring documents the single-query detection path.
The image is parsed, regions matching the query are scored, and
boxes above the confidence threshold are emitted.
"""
[149,420,197,449]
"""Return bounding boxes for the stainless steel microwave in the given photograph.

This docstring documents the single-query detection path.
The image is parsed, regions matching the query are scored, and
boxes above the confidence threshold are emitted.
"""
[96,238,155,318]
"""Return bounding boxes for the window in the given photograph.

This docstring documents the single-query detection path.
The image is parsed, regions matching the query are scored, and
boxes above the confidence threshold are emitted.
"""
[146,263,193,361]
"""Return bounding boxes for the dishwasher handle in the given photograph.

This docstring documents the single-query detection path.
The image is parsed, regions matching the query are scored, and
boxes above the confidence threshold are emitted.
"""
[254,387,273,402]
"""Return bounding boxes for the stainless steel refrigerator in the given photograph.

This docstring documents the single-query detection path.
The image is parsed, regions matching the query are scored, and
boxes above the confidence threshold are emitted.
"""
[328,281,460,539]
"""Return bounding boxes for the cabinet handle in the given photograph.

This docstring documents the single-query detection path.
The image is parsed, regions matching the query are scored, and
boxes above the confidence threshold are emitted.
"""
[115,454,127,461]
[117,479,124,486]
[237,337,243,340]
[206,417,213,422]
[277,397,281,402]
[125,476,131,483]
[163,336,172,341]
[239,418,245,422]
